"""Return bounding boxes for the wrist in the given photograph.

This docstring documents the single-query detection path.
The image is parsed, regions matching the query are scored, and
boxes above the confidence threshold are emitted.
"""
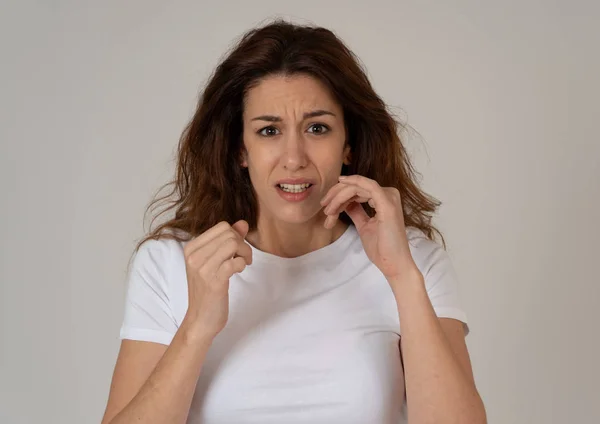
[387,267,426,298]
[179,313,218,347]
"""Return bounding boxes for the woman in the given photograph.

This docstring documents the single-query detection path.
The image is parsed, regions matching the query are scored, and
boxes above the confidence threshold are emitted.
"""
[102,20,486,424]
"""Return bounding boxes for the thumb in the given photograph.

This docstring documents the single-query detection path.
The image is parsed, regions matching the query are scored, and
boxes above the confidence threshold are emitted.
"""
[231,219,249,238]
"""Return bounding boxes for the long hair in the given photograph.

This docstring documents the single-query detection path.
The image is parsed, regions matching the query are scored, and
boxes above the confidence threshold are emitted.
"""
[133,19,444,256]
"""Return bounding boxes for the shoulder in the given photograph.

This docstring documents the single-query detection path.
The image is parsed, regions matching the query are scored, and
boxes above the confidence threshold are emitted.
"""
[406,227,447,267]
[405,227,469,330]
[127,236,190,325]
[130,237,186,279]
[405,226,456,284]
[134,236,181,261]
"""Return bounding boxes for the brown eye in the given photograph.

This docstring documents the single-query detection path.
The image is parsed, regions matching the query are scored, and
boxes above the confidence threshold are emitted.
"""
[307,123,330,135]
[258,126,280,137]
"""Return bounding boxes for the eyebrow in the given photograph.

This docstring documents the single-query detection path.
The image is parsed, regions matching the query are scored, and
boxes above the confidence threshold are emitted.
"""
[250,109,336,122]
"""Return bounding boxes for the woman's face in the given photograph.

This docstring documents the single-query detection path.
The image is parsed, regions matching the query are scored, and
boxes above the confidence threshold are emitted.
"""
[242,74,350,226]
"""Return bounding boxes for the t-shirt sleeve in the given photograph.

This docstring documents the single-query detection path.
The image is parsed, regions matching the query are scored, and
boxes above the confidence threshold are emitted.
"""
[409,231,470,335]
[119,239,179,345]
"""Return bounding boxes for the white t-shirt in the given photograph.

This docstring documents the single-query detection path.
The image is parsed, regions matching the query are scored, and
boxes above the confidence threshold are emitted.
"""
[120,224,468,424]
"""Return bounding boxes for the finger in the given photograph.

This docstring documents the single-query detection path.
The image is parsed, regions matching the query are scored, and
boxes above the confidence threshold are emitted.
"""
[324,184,371,215]
[217,232,252,266]
[215,256,248,281]
[324,191,371,229]
[344,201,370,229]
[324,213,339,229]
[325,193,371,217]
[189,229,240,266]
[338,175,392,219]
[235,238,253,266]
[197,229,252,271]
[231,219,249,238]
[320,181,347,206]
[230,219,252,264]
[335,196,372,216]
[202,236,250,280]
[184,221,231,259]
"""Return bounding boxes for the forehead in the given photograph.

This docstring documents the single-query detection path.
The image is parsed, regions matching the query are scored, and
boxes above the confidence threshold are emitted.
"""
[243,74,342,116]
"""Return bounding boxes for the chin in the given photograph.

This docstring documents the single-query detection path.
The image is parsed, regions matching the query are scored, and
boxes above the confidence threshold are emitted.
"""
[270,206,320,226]
[275,213,312,226]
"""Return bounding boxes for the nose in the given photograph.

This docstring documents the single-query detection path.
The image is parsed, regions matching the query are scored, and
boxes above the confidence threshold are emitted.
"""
[281,131,308,171]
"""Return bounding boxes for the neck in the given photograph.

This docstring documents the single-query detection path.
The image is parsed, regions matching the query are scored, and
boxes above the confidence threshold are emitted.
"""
[246,216,349,258]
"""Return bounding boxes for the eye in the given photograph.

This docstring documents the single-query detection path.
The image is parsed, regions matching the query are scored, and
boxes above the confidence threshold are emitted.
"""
[307,123,330,135]
[258,126,280,137]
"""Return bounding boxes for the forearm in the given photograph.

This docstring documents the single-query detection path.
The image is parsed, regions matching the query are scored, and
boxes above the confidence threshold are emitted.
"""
[391,271,486,424]
[107,317,214,424]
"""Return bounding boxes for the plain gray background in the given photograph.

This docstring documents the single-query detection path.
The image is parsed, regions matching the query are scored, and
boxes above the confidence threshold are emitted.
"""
[1,1,598,423]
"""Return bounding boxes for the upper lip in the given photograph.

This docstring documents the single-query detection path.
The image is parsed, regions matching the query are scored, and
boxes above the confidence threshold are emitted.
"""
[275,178,315,186]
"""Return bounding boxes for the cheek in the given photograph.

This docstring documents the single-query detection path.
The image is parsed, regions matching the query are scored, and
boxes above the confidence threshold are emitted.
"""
[245,146,279,187]
[316,142,346,168]
[316,150,345,186]
[247,146,279,169]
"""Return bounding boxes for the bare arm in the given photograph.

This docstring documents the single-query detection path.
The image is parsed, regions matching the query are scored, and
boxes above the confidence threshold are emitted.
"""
[393,271,487,424]
[102,319,213,424]
[102,220,253,424]
[318,174,484,422]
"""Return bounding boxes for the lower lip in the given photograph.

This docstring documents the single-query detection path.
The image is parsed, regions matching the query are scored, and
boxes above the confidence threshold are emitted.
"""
[276,185,314,202]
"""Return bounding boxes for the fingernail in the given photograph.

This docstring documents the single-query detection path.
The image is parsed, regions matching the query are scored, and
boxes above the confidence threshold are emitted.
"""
[338,175,347,180]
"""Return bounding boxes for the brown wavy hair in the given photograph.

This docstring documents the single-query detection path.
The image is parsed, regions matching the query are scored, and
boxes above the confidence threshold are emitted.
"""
[133,19,445,257]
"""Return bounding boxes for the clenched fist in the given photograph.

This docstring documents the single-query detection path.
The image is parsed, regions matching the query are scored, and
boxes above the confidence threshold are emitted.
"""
[182,220,252,339]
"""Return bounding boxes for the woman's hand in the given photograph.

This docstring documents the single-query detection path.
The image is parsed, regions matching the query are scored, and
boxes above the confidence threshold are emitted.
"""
[182,220,252,340]
[320,175,420,284]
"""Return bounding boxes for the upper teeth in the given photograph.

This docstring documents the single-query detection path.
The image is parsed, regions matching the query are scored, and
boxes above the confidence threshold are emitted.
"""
[279,183,311,192]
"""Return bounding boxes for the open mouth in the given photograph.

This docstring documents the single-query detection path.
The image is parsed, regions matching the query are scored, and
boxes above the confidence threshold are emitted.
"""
[277,183,313,193]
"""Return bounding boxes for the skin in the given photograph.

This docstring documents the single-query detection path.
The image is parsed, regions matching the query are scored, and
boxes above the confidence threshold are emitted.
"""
[322,174,486,423]
[101,73,486,424]
[241,74,351,257]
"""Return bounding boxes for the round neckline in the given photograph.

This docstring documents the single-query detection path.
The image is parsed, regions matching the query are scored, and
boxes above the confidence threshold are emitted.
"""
[246,224,358,268]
